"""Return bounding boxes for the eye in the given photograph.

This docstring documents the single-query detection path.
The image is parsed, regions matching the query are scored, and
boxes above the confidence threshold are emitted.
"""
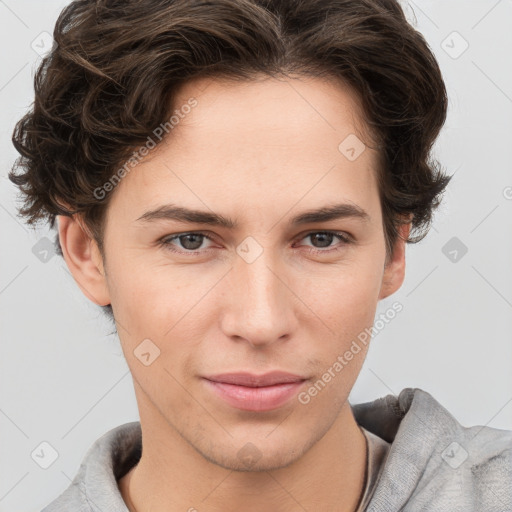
[159,232,215,253]
[295,231,352,254]
[158,230,353,255]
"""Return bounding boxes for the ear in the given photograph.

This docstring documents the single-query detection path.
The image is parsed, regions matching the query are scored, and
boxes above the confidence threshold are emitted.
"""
[378,221,412,300]
[57,215,111,306]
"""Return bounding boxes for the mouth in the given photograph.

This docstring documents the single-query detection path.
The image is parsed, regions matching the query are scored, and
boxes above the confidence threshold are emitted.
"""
[202,371,307,412]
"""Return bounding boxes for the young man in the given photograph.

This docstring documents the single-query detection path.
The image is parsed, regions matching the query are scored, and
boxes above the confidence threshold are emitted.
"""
[9,0,511,511]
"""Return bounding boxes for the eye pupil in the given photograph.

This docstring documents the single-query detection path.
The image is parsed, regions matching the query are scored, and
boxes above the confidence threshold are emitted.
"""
[311,232,334,248]
[180,234,203,250]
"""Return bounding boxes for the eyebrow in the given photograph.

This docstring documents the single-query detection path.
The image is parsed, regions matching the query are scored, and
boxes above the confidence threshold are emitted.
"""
[136,202,370,228]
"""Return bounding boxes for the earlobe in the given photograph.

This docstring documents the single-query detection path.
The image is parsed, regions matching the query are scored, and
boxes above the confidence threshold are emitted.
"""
[57,215,111,306]
[378,222,411,300]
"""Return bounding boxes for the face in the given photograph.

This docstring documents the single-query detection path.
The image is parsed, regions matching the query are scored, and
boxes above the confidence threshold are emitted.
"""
[62,74,407,472]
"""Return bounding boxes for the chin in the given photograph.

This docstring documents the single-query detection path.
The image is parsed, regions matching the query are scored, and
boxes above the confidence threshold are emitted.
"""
[191,436,310,473]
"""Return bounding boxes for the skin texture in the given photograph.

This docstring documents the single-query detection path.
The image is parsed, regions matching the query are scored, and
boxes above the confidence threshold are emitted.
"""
[58,74,410,512]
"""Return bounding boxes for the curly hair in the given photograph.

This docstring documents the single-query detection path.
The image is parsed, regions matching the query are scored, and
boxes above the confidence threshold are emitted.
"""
[10,0,451,318]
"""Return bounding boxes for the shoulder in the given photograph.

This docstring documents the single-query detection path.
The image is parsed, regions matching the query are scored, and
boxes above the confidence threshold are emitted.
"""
[359,388,512,512]
[407,388,512,511]
[455,421,512,504]
[412,420,512,512]
[41,421,141,511]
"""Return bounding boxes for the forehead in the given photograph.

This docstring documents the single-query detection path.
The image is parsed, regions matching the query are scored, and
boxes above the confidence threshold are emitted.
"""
[107,74,381,226]
[172,73,371,149]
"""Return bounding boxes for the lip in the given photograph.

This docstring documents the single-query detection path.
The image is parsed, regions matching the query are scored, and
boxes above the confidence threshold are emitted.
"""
[203,372,307,412]
[204,371,306,387]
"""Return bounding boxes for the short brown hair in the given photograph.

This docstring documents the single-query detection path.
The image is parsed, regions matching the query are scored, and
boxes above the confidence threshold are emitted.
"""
[10,0,451,316]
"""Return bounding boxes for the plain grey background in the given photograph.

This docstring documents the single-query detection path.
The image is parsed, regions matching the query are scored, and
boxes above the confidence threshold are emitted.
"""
[1,1,511,510]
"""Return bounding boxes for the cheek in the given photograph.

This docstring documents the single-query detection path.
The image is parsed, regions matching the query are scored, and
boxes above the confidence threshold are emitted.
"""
[106,236,385,348]
[298,252,384,334]
[104,250,174,336]
[299,263,381,405]
[105,257,197,385]
[106,252,221,351]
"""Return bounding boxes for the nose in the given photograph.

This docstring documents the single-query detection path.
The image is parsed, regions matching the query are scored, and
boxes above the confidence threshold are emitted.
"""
[220,248,296,349]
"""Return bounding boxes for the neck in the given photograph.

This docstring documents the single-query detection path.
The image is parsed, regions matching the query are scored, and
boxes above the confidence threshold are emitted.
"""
[119,397,367,512]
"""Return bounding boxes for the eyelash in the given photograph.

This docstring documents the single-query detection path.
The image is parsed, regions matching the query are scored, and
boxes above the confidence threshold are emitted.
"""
[158,231,353,256]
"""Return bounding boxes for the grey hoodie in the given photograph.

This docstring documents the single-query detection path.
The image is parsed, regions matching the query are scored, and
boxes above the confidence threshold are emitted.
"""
[41,388,512,511]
